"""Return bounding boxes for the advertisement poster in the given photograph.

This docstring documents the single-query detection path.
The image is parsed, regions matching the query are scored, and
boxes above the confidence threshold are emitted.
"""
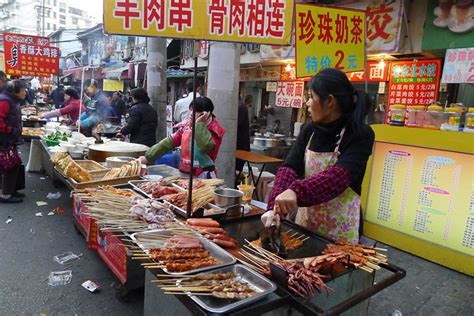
[442,48,474,83]
[422,0,474,50]
[386,59,441,123]
[295,4,366,77]
[365,142,473,256]
[275,81,305,108]
[346,61,388,82]
[104,0,294,45]
[2,32,59,77]
[338,0,404,53]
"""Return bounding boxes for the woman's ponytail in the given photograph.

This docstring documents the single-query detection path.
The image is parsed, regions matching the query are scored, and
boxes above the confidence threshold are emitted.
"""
[351,89,371,132]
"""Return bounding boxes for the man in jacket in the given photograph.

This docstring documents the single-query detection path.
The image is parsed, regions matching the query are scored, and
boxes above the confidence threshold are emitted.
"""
[120,88,157,147]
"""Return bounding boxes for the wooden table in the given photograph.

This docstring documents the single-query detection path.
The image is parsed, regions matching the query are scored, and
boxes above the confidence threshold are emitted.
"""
[235,150,283,200]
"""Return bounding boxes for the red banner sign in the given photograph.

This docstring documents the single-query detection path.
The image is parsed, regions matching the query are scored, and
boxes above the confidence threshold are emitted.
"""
[386,59,442,123]
[2,32,59,77]
[346,61,388,82]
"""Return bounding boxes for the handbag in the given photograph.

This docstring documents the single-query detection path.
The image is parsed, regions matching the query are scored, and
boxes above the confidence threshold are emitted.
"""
[0,146,22,171]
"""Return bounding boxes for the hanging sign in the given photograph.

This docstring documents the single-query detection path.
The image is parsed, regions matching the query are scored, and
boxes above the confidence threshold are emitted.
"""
[275,81,305,108]
[346,61,388,82]
[0,52,5,72]
[295,4,366,78]
[104,0,294,45]
[240,66,280,82]
[386,59,442,123]
[441,48,474,84]
[338,0,403,53]
[2,32,59,77]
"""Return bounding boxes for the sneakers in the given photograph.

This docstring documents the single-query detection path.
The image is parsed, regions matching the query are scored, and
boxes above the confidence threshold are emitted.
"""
[0,196,23,203]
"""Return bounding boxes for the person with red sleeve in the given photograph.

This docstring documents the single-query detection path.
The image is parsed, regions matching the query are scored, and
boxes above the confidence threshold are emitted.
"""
[0,80,27,203]
[138,96,225,179]
[262,68,375,243]
[39,87,85,125]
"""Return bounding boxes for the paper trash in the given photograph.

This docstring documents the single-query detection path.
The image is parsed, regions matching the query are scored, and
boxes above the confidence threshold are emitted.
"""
[82,280,100,293]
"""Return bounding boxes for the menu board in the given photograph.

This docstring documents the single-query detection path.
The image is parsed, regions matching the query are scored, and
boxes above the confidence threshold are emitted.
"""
[365,142,473,256]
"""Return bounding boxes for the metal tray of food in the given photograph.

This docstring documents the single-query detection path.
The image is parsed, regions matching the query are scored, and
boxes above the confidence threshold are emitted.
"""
[130,229,236,275]
[162,200,226,218]
[188,264,277,314]
[128,180,158,198]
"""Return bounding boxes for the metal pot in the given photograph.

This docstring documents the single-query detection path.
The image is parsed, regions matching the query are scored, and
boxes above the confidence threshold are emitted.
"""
[253,137,267,147]
[284,138,296,146]
[213,188,243,207]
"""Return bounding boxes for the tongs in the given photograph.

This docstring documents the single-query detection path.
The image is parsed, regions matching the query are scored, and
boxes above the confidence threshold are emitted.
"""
[260,216,287,257]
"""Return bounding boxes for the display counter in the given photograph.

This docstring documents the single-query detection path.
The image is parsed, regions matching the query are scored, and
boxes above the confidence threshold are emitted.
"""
[362,124,474,276]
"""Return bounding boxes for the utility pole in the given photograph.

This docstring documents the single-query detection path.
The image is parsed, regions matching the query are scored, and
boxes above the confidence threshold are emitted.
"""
[146,38,168,142]
[207,42,240,187]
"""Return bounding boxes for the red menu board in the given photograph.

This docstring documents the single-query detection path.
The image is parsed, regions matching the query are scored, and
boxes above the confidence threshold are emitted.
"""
[386,59,441,123]
[2,32,59,77]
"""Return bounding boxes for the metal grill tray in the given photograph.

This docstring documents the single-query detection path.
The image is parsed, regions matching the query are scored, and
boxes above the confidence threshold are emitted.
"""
[129,180,225,217]
[130,229,236,275]
[189,264,277,314]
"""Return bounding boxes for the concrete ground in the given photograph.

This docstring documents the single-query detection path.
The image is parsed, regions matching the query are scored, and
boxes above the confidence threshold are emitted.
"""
[0,144,472,315]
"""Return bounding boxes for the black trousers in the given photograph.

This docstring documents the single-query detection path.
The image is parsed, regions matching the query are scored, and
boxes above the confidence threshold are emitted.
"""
[1,164,25,195]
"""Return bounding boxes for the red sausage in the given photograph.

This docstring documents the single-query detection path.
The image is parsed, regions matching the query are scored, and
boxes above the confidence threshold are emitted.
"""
[194,227,225,234]
[186,218,220,227]
[213,238,236,248]
[213,234,233,242]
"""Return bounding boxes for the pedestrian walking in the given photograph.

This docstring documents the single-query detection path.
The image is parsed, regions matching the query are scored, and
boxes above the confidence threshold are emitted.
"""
[0,80,27,203]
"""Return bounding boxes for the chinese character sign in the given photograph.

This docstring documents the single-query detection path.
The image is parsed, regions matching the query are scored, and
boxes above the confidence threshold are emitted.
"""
[442,48,474,84]
[104,0,294,45]
[0,52,5,72]
[275,81,305,108]
[295,4,366,78]
[386,59,442,123]
[2,32,59,77]
[346,61,388,82]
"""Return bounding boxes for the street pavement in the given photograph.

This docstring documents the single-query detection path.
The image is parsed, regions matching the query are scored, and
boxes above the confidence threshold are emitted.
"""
[0,144,472,315]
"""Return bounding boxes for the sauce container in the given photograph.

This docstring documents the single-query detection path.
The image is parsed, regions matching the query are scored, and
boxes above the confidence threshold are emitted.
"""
[406,105,425,128]
[389,104,406,126]
[463,108,474,133]
[423,105,445,130]
[441,107,462,131]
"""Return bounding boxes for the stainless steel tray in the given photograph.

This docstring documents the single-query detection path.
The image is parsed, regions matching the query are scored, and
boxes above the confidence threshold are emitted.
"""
[128,179,158,198]
[129,229,236,275]
[129,180,226,217]
[162,200,225,217]
[189,264,277,313]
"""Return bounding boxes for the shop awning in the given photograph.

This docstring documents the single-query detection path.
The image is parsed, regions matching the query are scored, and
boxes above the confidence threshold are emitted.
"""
[103,66,129,80]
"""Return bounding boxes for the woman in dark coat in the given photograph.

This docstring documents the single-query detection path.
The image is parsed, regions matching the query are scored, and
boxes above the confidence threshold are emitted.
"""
[120,88,158,147]
[0,80,27,203]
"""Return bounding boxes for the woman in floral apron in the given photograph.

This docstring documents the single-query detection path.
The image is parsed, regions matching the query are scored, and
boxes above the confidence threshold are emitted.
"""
[139,96,225,179]
[264,68,375,243]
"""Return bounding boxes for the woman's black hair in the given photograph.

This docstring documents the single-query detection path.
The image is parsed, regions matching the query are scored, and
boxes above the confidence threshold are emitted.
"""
[64,87,80,99]
[308,68,370,131]
[4,79,27,94]
[130,87,150,103]
[189,96,214,114]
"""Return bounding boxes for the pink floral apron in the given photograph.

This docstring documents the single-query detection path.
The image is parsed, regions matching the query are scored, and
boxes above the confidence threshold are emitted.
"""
[294,128,361,243]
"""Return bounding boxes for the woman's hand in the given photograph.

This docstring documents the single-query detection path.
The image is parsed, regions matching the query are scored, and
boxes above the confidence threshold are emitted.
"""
[273,189,297,217]
[138,156,148,164]
[196,111,210,124]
